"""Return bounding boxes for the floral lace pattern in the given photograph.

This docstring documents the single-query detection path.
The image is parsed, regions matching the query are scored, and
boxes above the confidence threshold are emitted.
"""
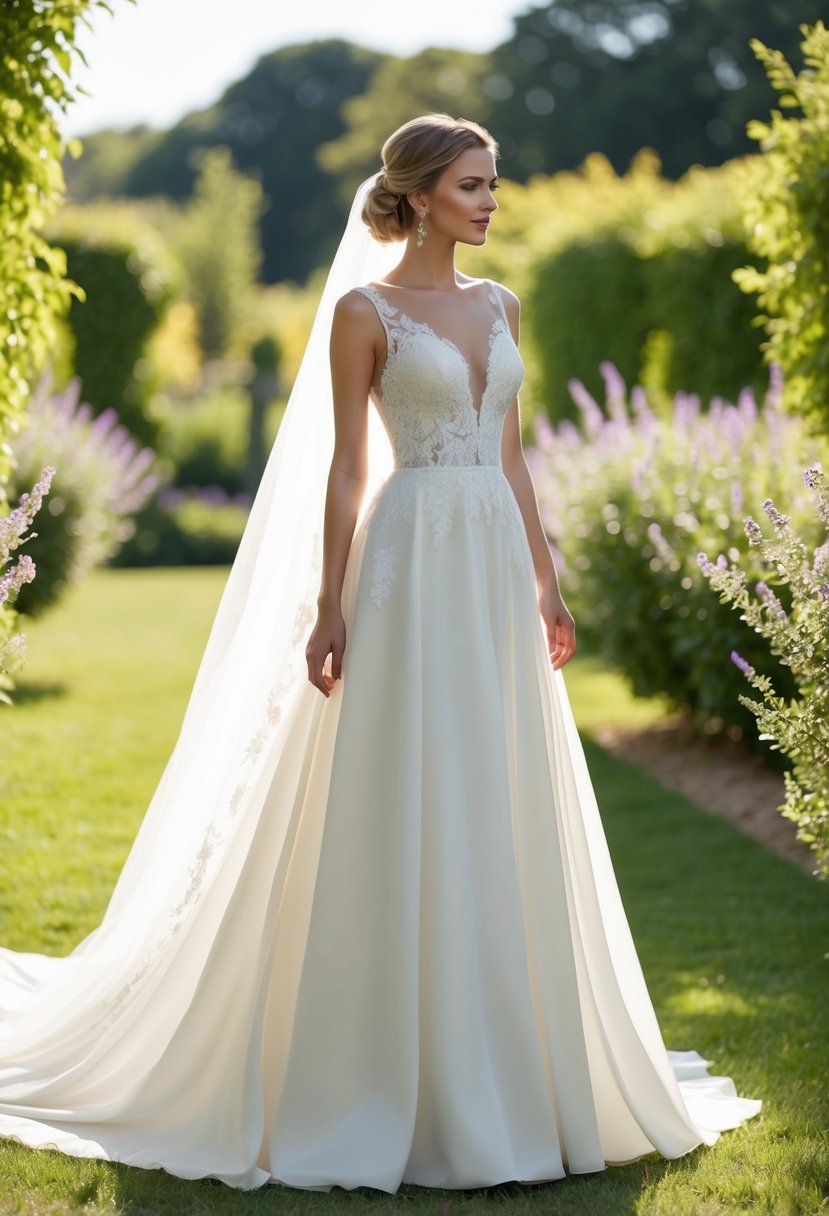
[353,281,524,470]
[362,467,533,607]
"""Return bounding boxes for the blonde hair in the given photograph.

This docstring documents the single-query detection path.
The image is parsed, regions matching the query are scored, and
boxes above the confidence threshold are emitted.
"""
[361,113,499,244]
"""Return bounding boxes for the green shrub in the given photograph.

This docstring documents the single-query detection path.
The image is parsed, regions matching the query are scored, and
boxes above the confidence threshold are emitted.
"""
[699,468,829,876]
[0,0,103,493]
[529,229,764,422]
[733,21,829,430]
[527,364,827,741]
[49,203,178,445]
[9,377,159,616]
[155,386,250,496]
[112,486,249,567]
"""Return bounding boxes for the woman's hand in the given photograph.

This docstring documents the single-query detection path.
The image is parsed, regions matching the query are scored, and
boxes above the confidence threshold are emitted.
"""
[305,602,346,697]
[538,583,576,670]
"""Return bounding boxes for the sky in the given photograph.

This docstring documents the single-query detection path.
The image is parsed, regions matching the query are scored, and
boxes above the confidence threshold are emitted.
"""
[65,0,531,136]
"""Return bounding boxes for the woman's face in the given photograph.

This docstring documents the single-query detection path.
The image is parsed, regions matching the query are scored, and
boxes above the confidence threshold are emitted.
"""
[414,145,499,246]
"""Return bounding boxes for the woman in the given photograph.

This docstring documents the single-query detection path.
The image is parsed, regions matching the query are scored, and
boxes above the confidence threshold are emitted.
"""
[0,114,759,1193]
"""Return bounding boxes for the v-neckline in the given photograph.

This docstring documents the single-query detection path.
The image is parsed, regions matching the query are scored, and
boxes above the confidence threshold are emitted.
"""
[365,282,505,423]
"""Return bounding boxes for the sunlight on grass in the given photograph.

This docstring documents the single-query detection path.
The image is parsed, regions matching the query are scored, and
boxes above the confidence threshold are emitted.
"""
[662,980,757,1021]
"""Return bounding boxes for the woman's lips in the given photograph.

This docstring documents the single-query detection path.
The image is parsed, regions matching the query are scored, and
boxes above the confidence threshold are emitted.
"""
[472,219,490,228]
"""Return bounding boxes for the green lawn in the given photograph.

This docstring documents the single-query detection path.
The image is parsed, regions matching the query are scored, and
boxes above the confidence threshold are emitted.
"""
[1,569,826,1216]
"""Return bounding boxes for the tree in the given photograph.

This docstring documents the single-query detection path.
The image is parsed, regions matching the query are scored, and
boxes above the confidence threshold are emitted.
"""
[479,0,820,181]
[172,147,265,359]
[317,48,492,204]
[109,40,383,284]
[733,21,829,429]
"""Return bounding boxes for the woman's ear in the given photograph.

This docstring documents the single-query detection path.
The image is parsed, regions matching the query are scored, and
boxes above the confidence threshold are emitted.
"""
[407,191,427,215]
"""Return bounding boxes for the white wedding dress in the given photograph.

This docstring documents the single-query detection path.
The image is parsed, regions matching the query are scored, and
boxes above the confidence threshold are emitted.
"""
[0,278,759,1192]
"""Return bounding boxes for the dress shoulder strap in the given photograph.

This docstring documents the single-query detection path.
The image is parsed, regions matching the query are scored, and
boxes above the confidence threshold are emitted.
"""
[485,278,509,323]
[351,284,398,345]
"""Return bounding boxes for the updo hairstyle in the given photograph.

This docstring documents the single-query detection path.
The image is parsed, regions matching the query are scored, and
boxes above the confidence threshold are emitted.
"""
[361,114,499,244]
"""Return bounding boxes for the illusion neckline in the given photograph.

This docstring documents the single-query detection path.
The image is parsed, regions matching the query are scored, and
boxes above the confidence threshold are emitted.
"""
[360,280,509,423]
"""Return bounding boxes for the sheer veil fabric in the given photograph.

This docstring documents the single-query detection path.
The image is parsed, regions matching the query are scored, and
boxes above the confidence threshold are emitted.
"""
[0,171,760,1190]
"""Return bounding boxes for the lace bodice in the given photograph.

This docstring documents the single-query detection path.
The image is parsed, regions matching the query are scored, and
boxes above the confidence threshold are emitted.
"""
[352,280,524,469]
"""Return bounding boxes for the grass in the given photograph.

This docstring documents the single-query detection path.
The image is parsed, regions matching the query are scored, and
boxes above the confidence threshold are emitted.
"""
[1,568,827,1215]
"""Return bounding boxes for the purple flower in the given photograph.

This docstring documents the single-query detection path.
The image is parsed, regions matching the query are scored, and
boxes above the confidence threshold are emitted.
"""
[0,466,55,560]
[697,552,715,575]
[803,464,823,489]
[765,361,783,408]
[762,498,791,529]
[0,553,37,605]
[737,387,757,424]
[533,415,555,449]
[730,650,756,679]
[599,361,628,423]
[744,517,763,545]
[756,580,787,620]
[567,379,604,437]
[819,582,829,601]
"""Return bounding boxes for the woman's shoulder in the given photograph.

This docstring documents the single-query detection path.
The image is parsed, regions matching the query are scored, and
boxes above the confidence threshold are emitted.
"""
[481,277,520,323]
[481,276,519,304]
[333,286,386,321]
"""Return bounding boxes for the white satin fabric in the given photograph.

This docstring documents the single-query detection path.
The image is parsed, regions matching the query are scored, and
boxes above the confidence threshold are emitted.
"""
[0,273,760,1192]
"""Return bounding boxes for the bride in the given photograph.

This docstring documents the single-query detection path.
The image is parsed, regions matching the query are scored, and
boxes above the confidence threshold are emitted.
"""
[0,113,759,1193]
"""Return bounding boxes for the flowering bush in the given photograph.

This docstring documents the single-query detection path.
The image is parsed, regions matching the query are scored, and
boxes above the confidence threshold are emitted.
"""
[699,469,829,877]
[526,364,826,739]
[9,376,160,616]
[0,467,55,703]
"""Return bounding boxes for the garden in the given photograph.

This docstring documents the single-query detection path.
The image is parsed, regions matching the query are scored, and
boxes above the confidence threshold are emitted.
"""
[1,5,828,1214]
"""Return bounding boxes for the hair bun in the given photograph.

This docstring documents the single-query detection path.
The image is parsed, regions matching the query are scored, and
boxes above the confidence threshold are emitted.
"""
[361,174,409,244]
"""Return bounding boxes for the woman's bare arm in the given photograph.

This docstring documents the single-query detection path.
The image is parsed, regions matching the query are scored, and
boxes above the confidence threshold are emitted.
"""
[498,287,576,670]
[305,291,382,696]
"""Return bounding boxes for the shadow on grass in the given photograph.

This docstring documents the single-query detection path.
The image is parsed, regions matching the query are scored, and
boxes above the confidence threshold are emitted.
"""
[93,1149,682,1215]
[10,678,68,704]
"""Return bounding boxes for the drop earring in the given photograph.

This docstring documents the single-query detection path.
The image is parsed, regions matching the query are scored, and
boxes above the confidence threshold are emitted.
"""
[416,210,428,248]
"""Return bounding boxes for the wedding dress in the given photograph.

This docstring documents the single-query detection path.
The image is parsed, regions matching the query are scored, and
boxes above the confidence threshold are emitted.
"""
[0,184,760,1192]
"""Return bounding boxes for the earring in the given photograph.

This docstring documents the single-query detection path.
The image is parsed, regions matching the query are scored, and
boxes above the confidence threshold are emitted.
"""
[416,210,427,248]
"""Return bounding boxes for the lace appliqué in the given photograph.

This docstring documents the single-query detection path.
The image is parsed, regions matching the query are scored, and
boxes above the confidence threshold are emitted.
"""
[370,545,398,607]
[365,468,532,607]
[354,282,524,470]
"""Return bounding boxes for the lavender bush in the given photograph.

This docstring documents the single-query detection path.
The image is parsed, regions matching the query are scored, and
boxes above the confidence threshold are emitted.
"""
[699,468,829,877]
[0,467,55,703]
[526,364,826,739]
[8,376,160,616]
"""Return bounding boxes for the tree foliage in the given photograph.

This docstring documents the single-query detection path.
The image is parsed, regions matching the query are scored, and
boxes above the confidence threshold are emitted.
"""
[317,48,491,204]
[482,0,821,181]
[0,0,124,697]
[88,40,383,284]
[170,147,265,358]
[67,7,821,284]
[732,21,829,430]
[0,0,118,496]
